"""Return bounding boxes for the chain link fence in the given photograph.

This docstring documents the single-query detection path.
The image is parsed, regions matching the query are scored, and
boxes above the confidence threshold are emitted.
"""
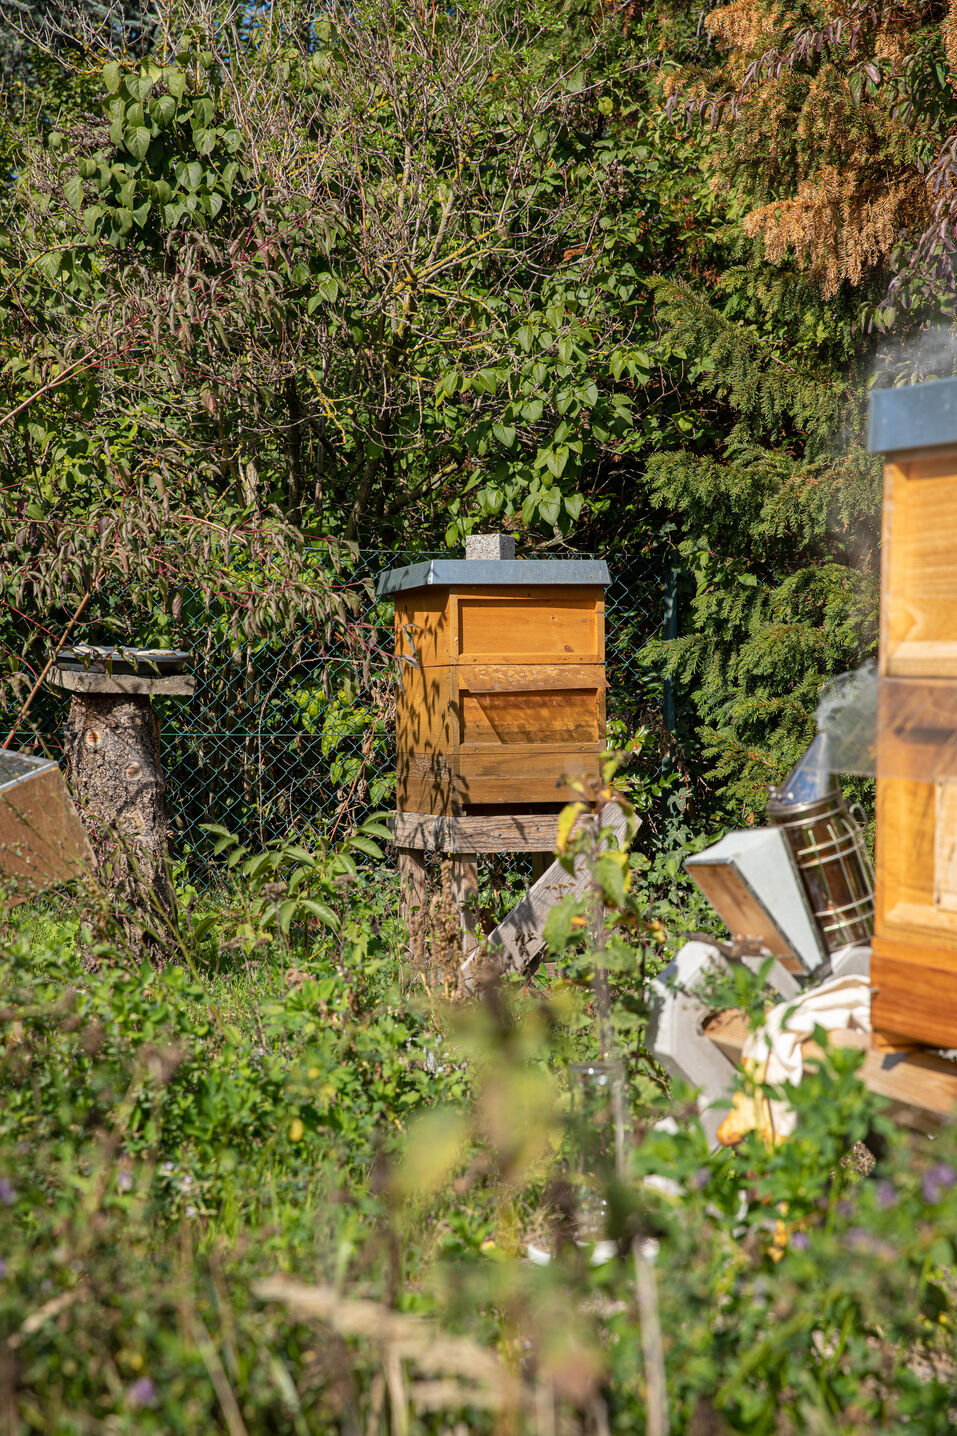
[13,548,670,881]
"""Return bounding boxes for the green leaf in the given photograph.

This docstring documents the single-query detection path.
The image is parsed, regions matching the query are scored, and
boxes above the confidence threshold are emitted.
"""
[299,899,340,931]
[63,175,84,212]
[545,445,569,478]
[544,895,585,952]
[150,94,177,128]
[348,835,384,860]
[127,127,151,161]
[539,489,561,525]
[102,61,123,94]
[185,162,203,192]
[165,67,186,101]
[493,423,516,450]
[521,398,543,422]
[593,853,627,907]
[36,251,59,281]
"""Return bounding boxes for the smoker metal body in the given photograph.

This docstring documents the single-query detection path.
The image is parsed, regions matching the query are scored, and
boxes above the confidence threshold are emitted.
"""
[765,741,876,954]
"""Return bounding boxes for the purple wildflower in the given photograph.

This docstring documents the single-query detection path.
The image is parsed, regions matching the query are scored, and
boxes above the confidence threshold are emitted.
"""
[691,1167,711,1191]
[117,1171,134,1194]
[0,1258,6,1278]
[875,1180,897,1210]
[846,1228,896,1260]
[128,1377,158,1409]
[0,1178,16,1206]
[922,1163,956,1204]
[790,1231,810,1251]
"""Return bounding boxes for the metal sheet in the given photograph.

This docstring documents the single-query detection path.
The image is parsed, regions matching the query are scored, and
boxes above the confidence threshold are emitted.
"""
[0,750,58,794]
[868,376,957,455]
[685,827,827,974]
[375,558,611,597]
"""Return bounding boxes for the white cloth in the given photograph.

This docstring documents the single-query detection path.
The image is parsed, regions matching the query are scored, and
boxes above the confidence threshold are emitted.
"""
[741,975,872,1139]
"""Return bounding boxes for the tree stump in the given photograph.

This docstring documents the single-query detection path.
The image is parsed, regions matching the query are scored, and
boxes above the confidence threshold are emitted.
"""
[63,692,175,953]
[50,650,195,959]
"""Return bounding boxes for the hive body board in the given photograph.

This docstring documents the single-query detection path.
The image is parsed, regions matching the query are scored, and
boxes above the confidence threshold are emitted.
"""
[393,583,606,814]
[870,421,957,1045]
[0,752,93,901]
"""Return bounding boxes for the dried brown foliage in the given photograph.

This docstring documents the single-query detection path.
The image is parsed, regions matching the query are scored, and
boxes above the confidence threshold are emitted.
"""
[665,0,953,297]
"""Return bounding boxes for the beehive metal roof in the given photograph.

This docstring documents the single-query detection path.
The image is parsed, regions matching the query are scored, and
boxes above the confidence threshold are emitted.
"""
[0,750,58,794]
[375,558,610,597]
[868,375,957,454]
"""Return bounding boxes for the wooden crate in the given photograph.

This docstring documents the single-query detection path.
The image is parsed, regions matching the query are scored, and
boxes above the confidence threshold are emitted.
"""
[869,379,957,1046]
[382,561,608,816]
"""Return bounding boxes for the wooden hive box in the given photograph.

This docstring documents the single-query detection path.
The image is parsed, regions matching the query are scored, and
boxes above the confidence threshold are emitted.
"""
[868,378,957,1047]
[377,556,610,816]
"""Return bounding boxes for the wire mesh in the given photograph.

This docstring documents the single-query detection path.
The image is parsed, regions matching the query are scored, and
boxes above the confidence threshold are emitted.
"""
[11,548,669,881]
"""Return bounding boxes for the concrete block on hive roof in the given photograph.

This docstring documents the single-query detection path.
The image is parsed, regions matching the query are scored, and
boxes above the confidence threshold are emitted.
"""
[465,533,516,561]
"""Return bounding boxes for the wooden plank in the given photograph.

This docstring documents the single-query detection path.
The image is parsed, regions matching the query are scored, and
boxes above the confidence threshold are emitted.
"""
[391,810,567,853]
[0,764,94,901]
[453,588,603,662]
[881,455,957,675]
[703,1007,957,1130]
[396,752,455,817]
[47,669,196,697]
[457,740,601,757]
[395,665,454,755]
[460,690,599,746]
[455,747,602,807]
[450,852,480,962]
[394,592,451,668]
[464,801,631,977]
[935,778,957,914]
[887,643,957,677]
[871,942,957,1049]
[397,846,428,933]
[686,861,799,962]
[454,652,602,667]
[457,663,605,693]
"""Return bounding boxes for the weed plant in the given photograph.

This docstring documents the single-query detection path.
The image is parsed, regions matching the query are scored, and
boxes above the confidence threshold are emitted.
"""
[2,807,957,1432]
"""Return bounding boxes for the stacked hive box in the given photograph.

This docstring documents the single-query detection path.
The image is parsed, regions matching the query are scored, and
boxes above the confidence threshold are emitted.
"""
[869,378,957,1047]
[377,557,610,817]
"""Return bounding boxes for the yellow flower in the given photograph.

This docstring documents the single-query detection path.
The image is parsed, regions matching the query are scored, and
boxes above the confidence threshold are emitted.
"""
[289,1118,305,1142]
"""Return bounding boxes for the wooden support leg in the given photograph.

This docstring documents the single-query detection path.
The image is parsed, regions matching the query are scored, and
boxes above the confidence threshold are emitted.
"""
[529,852,550,884]
[398,847,428,964]
[451,852,480,963]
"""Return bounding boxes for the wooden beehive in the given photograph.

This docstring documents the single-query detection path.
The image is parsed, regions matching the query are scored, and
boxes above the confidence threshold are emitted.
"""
[869,378,957,1046]
[377,557,609,815]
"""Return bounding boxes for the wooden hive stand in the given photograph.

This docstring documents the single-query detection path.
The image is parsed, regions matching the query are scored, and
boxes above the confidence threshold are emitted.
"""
[378,535,618,971]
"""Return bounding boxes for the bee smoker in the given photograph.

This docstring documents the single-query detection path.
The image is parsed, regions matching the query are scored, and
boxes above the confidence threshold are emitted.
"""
[766,734,875,953]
